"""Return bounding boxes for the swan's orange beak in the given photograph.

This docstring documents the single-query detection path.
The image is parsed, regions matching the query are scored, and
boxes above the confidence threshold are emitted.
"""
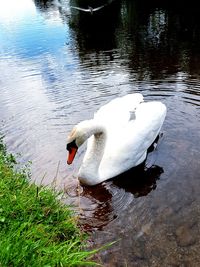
[67,147,78,165]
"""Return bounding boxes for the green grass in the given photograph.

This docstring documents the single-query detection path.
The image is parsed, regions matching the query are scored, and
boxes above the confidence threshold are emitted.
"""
[0,138,99,267]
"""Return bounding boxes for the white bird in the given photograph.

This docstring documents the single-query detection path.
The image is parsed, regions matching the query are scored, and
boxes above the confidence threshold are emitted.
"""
[70,5,105,14]
[66,93,167,186]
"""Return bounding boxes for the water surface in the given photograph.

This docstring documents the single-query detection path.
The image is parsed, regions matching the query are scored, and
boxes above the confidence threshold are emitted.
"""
[0,0,200,265]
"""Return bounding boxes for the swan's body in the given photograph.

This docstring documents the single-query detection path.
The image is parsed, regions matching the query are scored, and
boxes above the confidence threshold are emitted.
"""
[66,93,166,186]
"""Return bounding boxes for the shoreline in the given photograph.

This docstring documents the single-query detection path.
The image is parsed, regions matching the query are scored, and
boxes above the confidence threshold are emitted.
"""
[0,138,99,266]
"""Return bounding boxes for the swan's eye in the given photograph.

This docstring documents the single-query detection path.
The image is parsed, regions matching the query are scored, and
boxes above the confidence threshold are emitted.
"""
[66,140,78,152]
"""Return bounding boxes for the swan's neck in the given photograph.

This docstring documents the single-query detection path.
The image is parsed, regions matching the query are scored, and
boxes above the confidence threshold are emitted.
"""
[78,122,106,185]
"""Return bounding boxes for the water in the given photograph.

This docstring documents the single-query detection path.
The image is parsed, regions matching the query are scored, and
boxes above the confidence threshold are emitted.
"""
[0,0,200,265]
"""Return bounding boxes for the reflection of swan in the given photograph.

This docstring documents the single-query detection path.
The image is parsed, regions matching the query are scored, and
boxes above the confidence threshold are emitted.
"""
[70,5,105,14]
[78,183,113,231]
[112,163,163,197]
[78,163,163,231]
[66,93,166,186]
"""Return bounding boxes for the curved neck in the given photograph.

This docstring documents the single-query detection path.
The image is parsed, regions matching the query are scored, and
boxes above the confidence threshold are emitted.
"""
[78,120,106,185]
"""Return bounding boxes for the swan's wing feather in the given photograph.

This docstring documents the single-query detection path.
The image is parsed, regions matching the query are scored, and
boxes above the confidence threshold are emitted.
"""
[129,110,136,120]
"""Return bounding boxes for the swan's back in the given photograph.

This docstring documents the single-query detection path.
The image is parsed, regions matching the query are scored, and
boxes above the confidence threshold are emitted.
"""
[94,93,143,127]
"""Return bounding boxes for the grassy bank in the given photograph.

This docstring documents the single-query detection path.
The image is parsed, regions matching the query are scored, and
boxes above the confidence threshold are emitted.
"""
[0,138,98,266]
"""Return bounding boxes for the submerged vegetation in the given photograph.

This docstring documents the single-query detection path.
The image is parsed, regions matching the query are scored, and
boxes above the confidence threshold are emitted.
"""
[0,138,99,266]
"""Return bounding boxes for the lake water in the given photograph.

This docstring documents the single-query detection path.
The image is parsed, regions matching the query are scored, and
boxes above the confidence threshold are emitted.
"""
[0,0,200,265]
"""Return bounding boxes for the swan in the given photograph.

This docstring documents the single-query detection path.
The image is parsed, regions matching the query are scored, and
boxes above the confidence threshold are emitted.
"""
[66,93,167,186]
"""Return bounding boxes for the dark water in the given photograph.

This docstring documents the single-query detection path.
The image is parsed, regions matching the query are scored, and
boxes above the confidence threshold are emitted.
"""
[0,0,200,265]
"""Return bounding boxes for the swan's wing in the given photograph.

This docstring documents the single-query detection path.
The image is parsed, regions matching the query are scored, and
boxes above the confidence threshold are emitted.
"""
[94,93,143,127]
[106,101,166,159]
[116,102,166,154]
[100,101,166,179]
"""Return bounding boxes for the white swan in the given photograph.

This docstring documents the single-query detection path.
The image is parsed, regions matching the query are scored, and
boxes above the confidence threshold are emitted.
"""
[66,93,166,186]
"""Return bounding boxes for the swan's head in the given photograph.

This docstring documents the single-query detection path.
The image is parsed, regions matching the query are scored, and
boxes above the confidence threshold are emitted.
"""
[66,120,94,165]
